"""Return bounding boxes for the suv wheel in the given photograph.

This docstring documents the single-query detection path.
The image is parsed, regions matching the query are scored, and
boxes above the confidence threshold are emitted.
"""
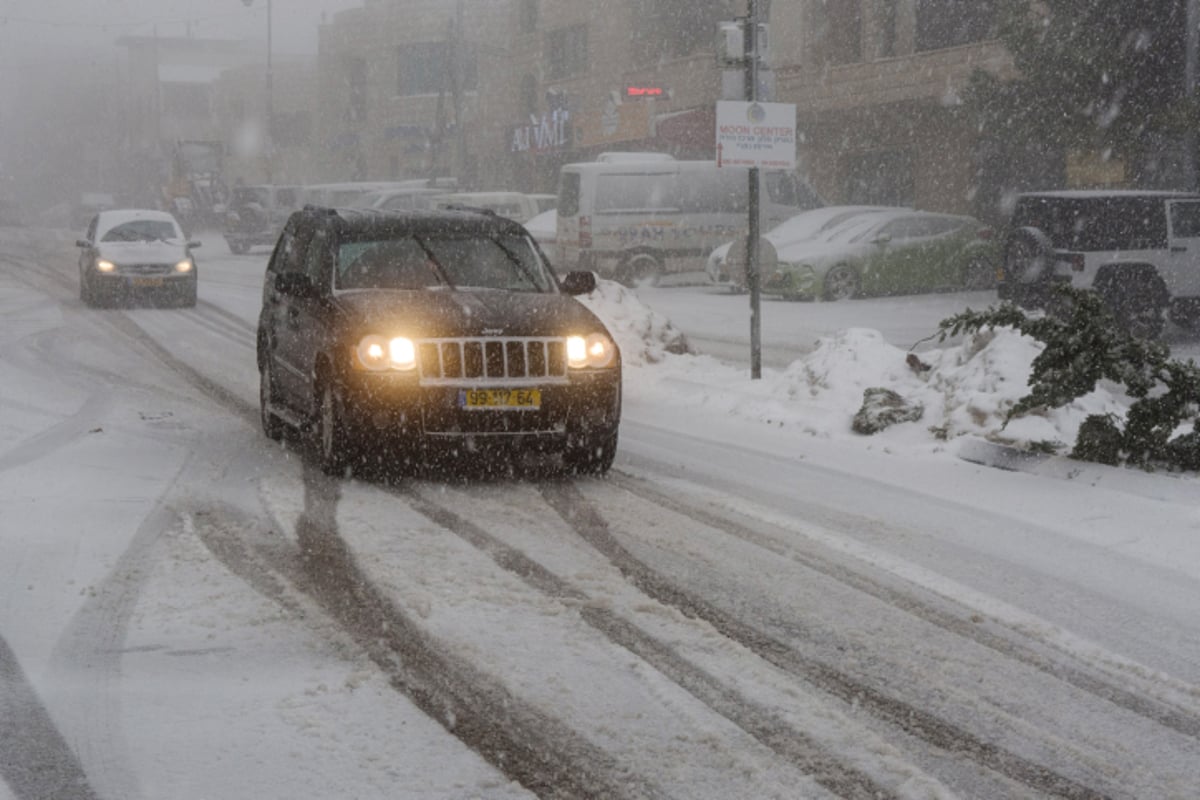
[313,374,356,476]
[1001,227,1058,306]
[259,358,285,441]
[563,430,618,475]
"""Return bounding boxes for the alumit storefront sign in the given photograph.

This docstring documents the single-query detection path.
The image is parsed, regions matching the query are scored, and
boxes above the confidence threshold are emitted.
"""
[510,109,571,154]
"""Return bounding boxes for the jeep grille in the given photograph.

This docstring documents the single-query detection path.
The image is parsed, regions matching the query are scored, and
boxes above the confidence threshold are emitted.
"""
[417,337,568,386]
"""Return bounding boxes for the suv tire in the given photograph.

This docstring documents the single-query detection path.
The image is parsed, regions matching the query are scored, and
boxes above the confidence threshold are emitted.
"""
[313,372,357,476]
[1000,227,1055,307]
[564,429,618,475]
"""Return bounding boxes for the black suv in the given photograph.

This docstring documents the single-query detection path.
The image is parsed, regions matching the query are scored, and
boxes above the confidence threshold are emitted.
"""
[998,190,1200,338]
[256,205,622,476]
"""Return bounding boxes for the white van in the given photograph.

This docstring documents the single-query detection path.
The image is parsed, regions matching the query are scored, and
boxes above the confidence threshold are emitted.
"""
[555,156,821,285]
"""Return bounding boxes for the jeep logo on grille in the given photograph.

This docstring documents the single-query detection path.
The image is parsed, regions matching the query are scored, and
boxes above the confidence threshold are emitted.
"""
[482,328,505,335]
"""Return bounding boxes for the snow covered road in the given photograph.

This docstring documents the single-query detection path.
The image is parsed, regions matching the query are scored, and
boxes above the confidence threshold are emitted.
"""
[3,228,1200,799]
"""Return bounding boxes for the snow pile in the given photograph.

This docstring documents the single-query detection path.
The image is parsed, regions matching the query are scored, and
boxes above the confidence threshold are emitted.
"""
[577,279,691,366]
[582,280,1130,452]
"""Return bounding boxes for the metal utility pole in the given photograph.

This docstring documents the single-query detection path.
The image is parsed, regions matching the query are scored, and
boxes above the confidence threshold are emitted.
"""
[744,2,763,379]
[1187,0,1199,189]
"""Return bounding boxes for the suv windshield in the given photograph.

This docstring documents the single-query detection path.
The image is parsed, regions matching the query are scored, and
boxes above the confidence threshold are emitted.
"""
[1012,195,1170,251]
[336,232,554,292]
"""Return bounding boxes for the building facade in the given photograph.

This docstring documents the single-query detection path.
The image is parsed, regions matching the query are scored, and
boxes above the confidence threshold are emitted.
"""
[306,0,1028,217]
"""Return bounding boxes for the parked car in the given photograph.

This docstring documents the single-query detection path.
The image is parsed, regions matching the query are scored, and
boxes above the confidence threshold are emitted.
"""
[741,208,997,301]
[527,193,558,214]
[998,190,1200,338]
[351,187,448,212]
[256,206,622,476]
[76,209,200,307]
[435,191,542,223]
[222,184,301,254]
[300,182,413,209]
[708,205,898,285]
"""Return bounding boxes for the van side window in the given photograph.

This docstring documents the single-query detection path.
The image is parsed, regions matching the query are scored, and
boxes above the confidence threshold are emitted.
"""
[595,173,678,213]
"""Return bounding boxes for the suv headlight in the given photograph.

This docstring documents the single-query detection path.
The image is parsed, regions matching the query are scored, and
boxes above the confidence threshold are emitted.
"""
[566,333,617,369]
[354,335,417,371]
[174,259,194,273]
[96,259,116,273]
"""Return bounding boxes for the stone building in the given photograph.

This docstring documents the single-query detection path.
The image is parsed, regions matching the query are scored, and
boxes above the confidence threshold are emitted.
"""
[310,0,1021,216]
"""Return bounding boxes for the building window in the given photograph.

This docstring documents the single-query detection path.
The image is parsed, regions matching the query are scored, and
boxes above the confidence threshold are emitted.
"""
[346,57,367,122]
[843,149,913,206]
[520,74,538,117]
[519,0,538,34]
[397,41,478,96]
[915,0,995,52]
[397,42,446,95]
[818,0,863,65]
[161,83,210,118]
[546,25,588,79]
[631,0,726,62]
[877,0,897,58]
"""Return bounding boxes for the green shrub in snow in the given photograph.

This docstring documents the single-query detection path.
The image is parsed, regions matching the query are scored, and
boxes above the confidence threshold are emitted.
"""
[936,286,1200,471]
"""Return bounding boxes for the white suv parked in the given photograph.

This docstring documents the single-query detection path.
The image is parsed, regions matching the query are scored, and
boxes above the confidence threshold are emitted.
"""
[998,190,1200,338]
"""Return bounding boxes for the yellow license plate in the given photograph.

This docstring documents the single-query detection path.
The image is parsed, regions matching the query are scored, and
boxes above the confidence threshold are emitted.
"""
[460,388,541,409]
[131,277,164,287]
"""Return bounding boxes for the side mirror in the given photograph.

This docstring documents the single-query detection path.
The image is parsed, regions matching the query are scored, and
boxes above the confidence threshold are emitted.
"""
[188,241,203,249]
[75,239,91,248]
[273,271,317,298]
[560,270,597,296]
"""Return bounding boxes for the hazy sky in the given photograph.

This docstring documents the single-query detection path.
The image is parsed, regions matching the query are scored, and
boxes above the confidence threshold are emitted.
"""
[0,0,365,62]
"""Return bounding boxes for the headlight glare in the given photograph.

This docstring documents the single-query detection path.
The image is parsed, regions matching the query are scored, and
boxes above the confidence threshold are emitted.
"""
[567,333,616,369]
[355,335,416,371]
[174,259,193,273]
[96,259,116,272]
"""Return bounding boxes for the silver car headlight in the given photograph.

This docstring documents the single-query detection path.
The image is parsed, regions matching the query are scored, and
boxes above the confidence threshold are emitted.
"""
[174,259,194,273]
[96,259,116,273]
[354,335,417,372]
[566,333,617,369]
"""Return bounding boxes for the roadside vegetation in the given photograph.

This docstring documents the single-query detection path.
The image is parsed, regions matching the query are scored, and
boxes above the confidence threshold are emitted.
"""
[937,286,1200,470]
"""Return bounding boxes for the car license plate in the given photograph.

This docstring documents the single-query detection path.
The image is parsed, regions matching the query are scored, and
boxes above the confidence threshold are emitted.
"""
[459,388,540,410]
[131,277,163,288]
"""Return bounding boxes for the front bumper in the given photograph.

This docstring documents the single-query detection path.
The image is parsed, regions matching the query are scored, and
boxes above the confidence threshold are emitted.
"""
[336,368,622,451]
[88,271,195,298]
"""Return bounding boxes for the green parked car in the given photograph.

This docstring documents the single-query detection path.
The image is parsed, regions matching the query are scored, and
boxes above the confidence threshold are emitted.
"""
[745,208,999,300]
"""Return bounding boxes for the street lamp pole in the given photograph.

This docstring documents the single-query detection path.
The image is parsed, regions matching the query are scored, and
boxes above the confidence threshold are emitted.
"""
[243,0,273,181]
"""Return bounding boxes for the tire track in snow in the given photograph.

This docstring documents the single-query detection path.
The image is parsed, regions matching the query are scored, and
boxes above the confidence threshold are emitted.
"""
[281,465,660,800]
[608,472,1200,743]
[538,481,1110,800]
[45,475,190,800]
[0,634,101,800]
[397,481,892,800]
